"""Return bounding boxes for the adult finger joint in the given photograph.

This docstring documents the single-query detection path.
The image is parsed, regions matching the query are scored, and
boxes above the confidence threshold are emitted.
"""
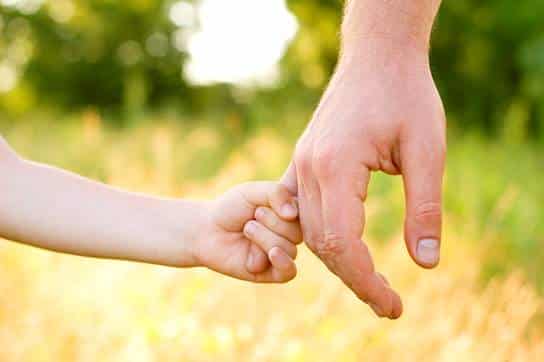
[315,235,347,260]
[412,201,442,224]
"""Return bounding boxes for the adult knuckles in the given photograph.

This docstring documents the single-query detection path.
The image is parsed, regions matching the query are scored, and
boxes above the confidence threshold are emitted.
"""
[411,201,442,226]
[314,233,348,260]
[313,145,341,180]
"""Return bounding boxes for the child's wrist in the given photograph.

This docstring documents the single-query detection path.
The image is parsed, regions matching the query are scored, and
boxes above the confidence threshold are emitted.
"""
[186,200,214,268]
[158,199,211,268]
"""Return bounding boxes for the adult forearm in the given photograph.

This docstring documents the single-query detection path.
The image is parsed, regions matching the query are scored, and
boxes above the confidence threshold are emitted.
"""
[342,0,442,55]
[0,156,202,267]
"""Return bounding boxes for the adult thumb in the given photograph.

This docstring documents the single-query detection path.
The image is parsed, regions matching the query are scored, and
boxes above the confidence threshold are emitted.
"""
[401,137,446,269]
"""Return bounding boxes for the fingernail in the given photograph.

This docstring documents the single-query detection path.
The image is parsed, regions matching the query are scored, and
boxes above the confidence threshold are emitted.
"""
[244,221,257,236]
[417,238,440,265]
[281,202,297,218]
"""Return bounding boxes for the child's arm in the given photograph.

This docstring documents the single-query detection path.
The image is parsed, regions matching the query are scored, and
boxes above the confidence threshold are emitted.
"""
[0,137,202,267]
[0,137,302,282]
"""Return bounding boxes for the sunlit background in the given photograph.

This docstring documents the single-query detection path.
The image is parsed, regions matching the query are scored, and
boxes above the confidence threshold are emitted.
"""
[1,1,544,361]
[0,0,298,90]
[183,0,297,85]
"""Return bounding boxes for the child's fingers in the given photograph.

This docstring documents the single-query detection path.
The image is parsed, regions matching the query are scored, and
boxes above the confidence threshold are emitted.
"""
[245,243,270,274]
[253,256,297,283]
[243,220,297,259]
[255,247,297,283]
[255,206,303,244]
[237,247,297,283]
[268,184,298,221]
[237,256,297,284]
[268,247,296,271]
[238,247,296,284]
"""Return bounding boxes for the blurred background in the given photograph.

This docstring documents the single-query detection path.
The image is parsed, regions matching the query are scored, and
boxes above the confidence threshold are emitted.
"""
[0,0,544,361]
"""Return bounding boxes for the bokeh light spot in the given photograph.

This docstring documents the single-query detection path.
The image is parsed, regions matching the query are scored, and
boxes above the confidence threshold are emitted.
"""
[169,1,196,28]
[146,32,169,58]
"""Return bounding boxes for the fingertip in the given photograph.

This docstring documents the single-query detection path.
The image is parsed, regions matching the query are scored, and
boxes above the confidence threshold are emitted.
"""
[271,184,298,221]
[243,220,257,238]
[404,214,442,269]
[280,161,298,195]
[282,266,297,282]
[389,292,403,320]
[273,265,297,283]
[361,272,404,319]
[269,247,297,282]
[417,259,441,270]
[401,137,444,270]
[269,247,294,270]
[368,289,403,319]
[280,201,298,220]
[245,244,269,274]
[375,274,402,319]
[414,238,441,269]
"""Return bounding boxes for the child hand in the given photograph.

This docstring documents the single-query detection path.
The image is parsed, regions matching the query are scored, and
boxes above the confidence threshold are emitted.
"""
[195,182,302,283]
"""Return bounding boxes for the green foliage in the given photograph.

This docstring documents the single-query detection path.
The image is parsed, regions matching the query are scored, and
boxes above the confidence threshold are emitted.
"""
[432,0,544,138]
[0,0,193,118]
[1,0,544,136]
[285,0,544,138]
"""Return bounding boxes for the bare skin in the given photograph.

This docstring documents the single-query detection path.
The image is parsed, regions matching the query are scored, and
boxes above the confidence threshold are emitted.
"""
[282,0,445,319]
[0,137,302,283]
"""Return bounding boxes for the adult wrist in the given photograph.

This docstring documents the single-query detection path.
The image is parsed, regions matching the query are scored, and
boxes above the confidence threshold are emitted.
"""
[340,0,441,63]
[337,36,431,78]
[341,33,431,62]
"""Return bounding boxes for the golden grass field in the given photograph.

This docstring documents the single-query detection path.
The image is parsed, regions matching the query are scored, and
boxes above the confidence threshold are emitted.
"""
[1,113,543,361]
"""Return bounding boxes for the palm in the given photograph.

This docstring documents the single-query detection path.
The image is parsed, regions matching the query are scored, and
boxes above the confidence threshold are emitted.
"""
[199,229,256,280]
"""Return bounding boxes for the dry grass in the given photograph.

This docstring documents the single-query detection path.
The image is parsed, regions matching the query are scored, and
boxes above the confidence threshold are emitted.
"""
[0,116,542,361]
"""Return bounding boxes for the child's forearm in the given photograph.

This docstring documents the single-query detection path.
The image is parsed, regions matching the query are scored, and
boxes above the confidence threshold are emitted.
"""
[0,149,204,267]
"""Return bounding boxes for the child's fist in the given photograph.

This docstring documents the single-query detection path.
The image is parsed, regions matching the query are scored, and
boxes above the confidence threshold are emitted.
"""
[200,182,302,283]
[242,184,302,274]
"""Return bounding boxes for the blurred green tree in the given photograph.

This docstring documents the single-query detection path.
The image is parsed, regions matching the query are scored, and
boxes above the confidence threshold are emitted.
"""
[284,0,544,139]
[1,0,543,137]
[0,0,195,119]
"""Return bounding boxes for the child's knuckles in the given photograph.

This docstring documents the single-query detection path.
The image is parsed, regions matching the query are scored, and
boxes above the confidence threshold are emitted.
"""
[271,236,297,259]
[256,207,279,229]
[257,208,300,242]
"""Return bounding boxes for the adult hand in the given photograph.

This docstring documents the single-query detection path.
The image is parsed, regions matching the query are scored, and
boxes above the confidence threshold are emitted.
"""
[281,41,446,319]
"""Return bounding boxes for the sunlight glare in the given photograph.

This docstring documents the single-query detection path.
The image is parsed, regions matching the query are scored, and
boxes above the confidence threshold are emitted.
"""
[169,1,196,27]
[1,0,43,14]
[183,0,298,86]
